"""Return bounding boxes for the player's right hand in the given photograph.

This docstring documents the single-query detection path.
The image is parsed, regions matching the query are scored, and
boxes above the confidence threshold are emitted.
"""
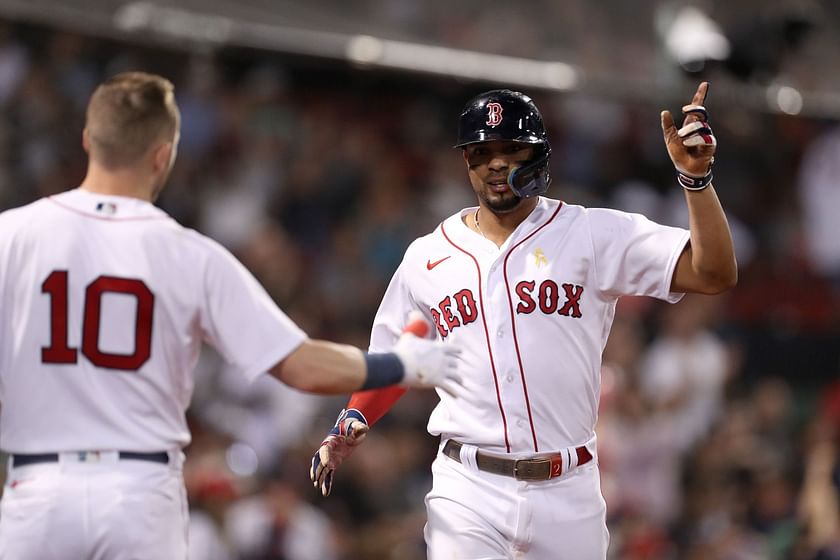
[392,315,463,396]
[310,408,370,497]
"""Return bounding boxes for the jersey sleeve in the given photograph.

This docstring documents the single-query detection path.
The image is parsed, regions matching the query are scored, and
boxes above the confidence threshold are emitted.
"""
[587,208,690,303]
[199,238,307,382]
[351,246,428,424]
[369,251,426,353]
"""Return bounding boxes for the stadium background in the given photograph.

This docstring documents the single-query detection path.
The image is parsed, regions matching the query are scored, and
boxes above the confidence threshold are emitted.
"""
[1,1,839,558]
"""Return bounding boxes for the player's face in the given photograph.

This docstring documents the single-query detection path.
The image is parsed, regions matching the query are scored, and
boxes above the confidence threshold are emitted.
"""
[463,141,534,213]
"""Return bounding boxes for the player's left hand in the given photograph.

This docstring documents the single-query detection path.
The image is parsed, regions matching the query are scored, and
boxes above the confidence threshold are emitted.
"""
[310,408,370,497]
[661,81,717,179]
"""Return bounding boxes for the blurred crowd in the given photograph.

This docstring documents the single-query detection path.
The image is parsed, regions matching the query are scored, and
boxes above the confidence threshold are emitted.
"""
[1,19,840,560]
[174,0,840,96]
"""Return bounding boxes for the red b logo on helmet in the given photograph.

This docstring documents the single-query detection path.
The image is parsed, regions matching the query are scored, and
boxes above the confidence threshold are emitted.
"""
[486,103,503,127]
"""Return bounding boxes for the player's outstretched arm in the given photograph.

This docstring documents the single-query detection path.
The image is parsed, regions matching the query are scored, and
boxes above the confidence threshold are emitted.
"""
[269,317,462,395]
[661,81,738,294]
[309,318,429,496]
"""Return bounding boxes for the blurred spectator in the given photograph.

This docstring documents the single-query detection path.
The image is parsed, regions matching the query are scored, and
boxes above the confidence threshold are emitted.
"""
[797,421,840,559]
[640,295,734,451]
[0,23,29,106]
[798,125,840,292]
[226,472,339,560]
[191,347,322,475]
[185,437,240,560]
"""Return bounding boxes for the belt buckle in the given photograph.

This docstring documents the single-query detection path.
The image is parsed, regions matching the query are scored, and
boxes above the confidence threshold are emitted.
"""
[513,458,551,481]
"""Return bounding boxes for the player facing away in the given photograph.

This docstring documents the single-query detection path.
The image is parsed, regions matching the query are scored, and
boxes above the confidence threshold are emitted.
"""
[310,82,737,559]
[0,72,463,560]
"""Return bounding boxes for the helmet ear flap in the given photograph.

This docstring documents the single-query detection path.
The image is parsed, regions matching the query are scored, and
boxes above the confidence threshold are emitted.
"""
[508,147,552,198]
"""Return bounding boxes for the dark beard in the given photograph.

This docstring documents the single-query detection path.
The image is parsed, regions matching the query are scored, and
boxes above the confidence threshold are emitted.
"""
[479,190,522,214]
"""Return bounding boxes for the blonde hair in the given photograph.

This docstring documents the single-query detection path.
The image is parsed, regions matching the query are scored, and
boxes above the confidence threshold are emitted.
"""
[85,72,180,168]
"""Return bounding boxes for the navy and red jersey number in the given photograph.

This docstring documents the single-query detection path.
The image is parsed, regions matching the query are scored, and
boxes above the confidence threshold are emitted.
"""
[41,270,155,371]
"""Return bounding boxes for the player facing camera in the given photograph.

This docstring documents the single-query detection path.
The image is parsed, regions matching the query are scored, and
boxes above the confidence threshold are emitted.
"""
[454,88,552,199]
[311,81,735,560]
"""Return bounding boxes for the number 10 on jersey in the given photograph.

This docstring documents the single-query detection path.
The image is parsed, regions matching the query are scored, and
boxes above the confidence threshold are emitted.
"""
[41,270,155,370]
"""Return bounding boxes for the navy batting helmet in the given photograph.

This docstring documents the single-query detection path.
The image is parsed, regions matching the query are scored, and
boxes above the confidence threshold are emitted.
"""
[454,89,551,198]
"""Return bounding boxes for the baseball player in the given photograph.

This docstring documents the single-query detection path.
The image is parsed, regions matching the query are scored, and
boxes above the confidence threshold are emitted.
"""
[0,72,463,560]
[310,83,737,559]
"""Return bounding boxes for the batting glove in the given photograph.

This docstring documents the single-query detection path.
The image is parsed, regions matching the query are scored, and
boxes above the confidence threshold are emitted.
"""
[392,328,462,397]
[310,408,370,497]
[661,82,717,190]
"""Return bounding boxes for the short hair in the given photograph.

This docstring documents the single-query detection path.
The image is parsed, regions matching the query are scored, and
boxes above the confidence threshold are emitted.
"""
[85,72,180,168]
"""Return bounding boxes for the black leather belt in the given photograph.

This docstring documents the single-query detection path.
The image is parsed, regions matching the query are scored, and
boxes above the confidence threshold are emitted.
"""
[11,451,170,468]
[442,440,593,481]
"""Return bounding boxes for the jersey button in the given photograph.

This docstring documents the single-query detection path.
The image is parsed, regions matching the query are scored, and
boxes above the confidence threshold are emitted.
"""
[496,329,504,338]
[506,374,514,383]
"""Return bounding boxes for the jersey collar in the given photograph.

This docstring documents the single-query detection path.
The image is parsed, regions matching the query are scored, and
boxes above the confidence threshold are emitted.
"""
[443,196,560,250]
[48,188,169,220]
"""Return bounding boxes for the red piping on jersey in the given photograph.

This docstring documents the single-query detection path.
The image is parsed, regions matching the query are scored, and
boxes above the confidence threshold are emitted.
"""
[503,202,563,453]
[47,196,169,222]
[441,222,511,453]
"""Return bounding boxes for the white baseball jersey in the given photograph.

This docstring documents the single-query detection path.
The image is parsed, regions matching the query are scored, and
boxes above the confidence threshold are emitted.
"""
[371,196,689,454]
[0,188,306,453]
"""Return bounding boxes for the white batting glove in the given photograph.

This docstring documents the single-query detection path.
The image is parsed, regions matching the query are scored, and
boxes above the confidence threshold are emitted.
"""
[392,326,463,396]
[310,408,370,497]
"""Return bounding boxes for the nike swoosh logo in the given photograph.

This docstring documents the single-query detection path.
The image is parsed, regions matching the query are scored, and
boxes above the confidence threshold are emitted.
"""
[426,256,451,270]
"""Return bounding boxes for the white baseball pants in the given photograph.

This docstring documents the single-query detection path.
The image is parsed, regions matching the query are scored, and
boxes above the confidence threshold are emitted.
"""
[0,451,187,560]
[424,446,609,559]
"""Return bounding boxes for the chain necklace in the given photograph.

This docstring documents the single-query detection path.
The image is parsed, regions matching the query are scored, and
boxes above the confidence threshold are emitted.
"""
[474,209,486,239]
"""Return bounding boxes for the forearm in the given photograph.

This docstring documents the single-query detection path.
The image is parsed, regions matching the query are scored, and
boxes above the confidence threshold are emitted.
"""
[674,183,737,293]
[270,339,368,394]
[661,82,737,294]
[270,324,458,395]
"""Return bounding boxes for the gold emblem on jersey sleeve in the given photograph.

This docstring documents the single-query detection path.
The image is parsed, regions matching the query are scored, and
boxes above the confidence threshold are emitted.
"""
[534,248,548,268]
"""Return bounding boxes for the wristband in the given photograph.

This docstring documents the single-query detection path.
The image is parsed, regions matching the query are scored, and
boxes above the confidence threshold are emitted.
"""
[677,170,713,191]
[329,408,368,437]
[360,352,404,390]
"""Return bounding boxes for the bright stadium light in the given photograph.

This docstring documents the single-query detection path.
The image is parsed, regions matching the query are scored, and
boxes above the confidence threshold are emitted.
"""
[659,5,731,73]
[346,36,579,91]
[111,3,579,91]
[768,84,804,115]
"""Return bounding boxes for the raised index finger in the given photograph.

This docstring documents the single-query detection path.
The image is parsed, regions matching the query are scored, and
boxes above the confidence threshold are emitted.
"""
[692,82,709,106]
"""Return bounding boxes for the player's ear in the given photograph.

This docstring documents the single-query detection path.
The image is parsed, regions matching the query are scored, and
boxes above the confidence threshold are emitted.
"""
[82,128,91,154]
[152,141,175,173]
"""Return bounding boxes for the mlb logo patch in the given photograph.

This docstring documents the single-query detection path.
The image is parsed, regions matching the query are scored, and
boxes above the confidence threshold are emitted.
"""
[95,202,117,215]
